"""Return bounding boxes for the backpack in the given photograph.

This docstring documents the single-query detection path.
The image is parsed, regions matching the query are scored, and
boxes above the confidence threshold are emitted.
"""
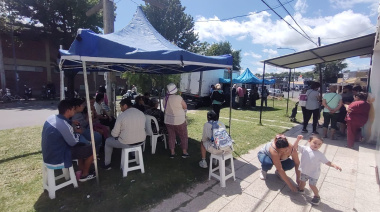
[212,91,225,102]
[208,121,234,155]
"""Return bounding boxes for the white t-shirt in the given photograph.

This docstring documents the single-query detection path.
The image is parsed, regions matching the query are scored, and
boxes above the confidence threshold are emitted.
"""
[94,102,103,115]
[305,89,320,110]
[298,145,329,179]
[164,95,186,125]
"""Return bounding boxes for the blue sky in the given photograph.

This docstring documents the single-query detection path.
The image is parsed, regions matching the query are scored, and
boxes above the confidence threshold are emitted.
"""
[114,0,379,73]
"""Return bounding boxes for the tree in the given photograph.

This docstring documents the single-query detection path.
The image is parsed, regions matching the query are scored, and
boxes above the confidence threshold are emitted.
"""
[313,60,347,83]
[4,0,103,48]
[206,41,241,70]
[142,0,198,50]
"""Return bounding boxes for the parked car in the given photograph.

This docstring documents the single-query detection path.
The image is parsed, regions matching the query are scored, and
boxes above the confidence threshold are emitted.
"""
[269,88,284,97]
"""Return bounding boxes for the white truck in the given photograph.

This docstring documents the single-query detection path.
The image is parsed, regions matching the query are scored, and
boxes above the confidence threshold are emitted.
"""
[180,69,240,108]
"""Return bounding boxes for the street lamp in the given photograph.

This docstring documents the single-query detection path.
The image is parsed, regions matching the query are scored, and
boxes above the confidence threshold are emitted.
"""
[277,48,296,98]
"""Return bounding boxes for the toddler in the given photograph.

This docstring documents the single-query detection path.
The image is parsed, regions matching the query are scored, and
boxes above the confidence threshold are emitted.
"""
[296,135,342,205]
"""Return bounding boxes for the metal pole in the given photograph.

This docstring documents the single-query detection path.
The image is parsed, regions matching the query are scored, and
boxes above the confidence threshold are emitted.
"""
[229,68,232,135]
[82,61,99,184]
[367,54,373,93]
[292,69,295,98]
[318,37,323,98]
[0,33,6,91]
[259,63,266,125]
[272,81,275,108]
[286,68,291,115]
[59,45,65,100]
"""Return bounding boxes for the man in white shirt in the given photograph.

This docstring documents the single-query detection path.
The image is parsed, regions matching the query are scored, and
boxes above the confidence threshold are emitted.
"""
[103,98,146,169]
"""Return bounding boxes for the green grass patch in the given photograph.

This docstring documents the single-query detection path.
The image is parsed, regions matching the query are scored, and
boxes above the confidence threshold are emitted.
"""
[0,98,300,211]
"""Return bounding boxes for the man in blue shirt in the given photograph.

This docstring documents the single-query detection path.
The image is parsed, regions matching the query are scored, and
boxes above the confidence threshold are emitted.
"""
[41,100,95,182]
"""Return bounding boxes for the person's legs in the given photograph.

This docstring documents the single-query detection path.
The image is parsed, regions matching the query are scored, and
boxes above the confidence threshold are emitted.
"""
[312,109,320,132]
[330,113,339,139]
[71,145,93,177]
[176,122,189,154]
[322,112,331,137]
[82,128,102,152]
[212,104,221,120]
[200,141,207,159]
[346,121,355,148]
[303,109,312,130]
[258,152,273,171]
[281,158,295,171]
[264,97,267,107]
[239,97,243,108]
[104,137,127,166]
[166,124,176,154]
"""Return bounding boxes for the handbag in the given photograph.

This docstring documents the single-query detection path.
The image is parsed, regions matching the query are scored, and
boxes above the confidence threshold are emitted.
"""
[298,92,310,107]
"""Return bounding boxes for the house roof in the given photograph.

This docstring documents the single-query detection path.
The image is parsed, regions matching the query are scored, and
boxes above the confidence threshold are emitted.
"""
[261,33,375,69]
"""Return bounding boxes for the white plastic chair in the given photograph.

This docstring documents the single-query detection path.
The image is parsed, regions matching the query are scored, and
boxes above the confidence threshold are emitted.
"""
[145,115,167,154]
[120,143,145,178]
[42,163,78,199]
[209,153,236,187]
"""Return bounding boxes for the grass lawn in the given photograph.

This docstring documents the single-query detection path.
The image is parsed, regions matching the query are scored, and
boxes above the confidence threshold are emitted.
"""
[0,98,300,211]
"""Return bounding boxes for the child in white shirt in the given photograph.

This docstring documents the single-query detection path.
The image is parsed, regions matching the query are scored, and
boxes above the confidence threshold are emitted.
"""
[296,135,342,206]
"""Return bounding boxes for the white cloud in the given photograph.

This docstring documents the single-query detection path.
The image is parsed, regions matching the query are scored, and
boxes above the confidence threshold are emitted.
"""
[195,10,374,51]
[329,0,378,9]
[243,51,262,59]
[263,48,278,56]
[295,0,308,14]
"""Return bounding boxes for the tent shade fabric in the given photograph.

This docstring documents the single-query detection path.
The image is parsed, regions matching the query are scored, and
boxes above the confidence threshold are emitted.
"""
[219,78,231,83]
[261,33,375,69]
[59,7,232,74]
[233,68,262,84]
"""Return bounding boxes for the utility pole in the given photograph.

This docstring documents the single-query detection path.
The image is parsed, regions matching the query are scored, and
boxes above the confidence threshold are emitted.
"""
[11,24,19,95]
[87,0,116,116]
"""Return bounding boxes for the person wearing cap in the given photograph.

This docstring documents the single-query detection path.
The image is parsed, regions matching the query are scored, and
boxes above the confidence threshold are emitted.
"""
[164,83,189,159]
[103,98,146,170]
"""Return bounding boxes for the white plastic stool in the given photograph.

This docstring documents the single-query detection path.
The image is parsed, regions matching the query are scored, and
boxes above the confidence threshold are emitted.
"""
[42,163,78,199]
[209,153,235,187]
[120,144,145,177]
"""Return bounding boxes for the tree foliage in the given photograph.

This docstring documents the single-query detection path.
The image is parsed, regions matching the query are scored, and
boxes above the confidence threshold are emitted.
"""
[3,0,103,48]
[141,0,198,50]
[205,41,241,70]
[312,60,347,83]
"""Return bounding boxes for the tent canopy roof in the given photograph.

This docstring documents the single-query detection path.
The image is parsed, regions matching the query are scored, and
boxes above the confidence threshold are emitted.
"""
[233,68,262,84]
[262,33,375,69]
[59,7,232,74]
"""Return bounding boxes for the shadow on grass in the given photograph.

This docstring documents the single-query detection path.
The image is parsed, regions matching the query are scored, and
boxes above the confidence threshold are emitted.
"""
[0,150,42,164]
[33,137,208,211]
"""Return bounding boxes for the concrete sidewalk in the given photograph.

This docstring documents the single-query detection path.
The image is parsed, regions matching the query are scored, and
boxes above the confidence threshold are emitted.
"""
[149,124,380,212]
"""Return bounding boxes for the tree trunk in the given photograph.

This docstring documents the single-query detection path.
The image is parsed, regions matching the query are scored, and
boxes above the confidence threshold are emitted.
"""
[0,34,6,91]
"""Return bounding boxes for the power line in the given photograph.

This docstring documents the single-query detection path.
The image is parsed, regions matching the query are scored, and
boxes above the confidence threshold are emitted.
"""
[276,0,313,42]
[260,0,318,46]
[195,0,295,22]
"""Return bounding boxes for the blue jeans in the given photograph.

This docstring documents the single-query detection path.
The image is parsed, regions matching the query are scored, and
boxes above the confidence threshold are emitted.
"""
[257,152,295,171]
[79,128,102,152]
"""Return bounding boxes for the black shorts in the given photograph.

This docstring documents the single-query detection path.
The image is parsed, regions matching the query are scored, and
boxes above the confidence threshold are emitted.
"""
[337,107,347,123]
[71,144,93,160]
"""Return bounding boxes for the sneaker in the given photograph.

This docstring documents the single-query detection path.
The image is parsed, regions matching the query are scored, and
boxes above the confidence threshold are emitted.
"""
[102,163,112,170]
[298,188,305,194]
[169,153,175,159]
[311,196,321,205]
[312,131,319,135]
[182,153,190,158]
[199,160,208,168]
[79,173,96,182]
[259,170,267,180]
[301,129,308,133]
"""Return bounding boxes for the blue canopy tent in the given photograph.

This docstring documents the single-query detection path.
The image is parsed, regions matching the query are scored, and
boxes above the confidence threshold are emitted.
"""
[58,7,233,182]
[232,68,261,84]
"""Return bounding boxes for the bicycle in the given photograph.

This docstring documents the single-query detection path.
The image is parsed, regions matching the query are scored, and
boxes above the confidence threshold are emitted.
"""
[1,88,23,102]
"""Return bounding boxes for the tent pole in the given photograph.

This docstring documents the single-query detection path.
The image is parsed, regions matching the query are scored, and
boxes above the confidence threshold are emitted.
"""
[59,45,65,100]
[286,68,291,115]
[273,81,275,107]
[259,63,266,125]
[82,61,99,184]
[229,68,232,135]
[159,74,163,111]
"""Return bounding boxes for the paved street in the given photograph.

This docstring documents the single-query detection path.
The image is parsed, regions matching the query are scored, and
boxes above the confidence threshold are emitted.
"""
[149,122,380,212]
[0,100,58,130]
